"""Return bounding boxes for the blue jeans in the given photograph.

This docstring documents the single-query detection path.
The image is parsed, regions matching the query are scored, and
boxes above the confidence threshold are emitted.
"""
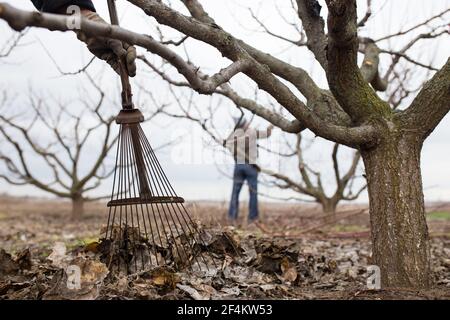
[228,164,259,222]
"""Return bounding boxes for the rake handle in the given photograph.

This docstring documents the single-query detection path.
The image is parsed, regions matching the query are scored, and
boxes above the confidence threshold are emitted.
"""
[107,0,133,109]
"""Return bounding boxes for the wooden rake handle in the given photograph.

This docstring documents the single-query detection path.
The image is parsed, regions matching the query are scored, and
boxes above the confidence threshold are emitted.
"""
[107,0,133,109]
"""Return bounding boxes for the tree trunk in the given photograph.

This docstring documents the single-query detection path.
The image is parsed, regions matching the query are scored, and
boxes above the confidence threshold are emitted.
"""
[322,199,337,214]
[361,133,430,289]
[71,195,85,220]
[320,199,338,222]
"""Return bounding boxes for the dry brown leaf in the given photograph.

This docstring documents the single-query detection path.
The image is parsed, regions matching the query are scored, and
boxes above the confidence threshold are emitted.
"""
[0,249,19,276]
[84,241,100,253]
[143,267,180,290]
[280,257,298,283]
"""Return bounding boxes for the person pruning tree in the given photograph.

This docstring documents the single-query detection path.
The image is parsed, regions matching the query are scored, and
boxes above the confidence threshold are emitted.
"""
[224,117,274,227]
[30,0,137,77]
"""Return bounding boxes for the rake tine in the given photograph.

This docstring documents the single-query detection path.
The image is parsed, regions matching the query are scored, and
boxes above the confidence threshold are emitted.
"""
[105,127,121,241]
[135,127,205,270]
[140,129,199,268]
[124,126,141,272]
[117,125,125,273]
[137,127,215,270]
[127,126,158,268]
[137,136,191,268]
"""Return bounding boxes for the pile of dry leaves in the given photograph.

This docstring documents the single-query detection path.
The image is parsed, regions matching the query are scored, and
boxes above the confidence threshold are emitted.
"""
[1,227,449,300]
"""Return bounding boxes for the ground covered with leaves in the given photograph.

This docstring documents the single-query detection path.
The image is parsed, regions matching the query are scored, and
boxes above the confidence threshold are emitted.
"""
[0,196,449,300]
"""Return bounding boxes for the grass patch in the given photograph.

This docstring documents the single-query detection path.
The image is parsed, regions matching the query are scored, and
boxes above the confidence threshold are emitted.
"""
[427,211,450,221]
[65,236,99,250]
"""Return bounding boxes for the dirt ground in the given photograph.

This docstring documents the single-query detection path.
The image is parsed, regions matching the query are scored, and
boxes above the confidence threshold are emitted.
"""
[0,195,449,300]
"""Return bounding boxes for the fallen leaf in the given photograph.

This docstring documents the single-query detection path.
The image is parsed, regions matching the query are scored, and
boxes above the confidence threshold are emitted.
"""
[177,284,209,300]
[280,257,297,283]
[43,257,109,300]
[220,286,240,296]
[260,284,276,292]
[47,242,68,268]
[84,241,100,253]
[142,267,180,291]
[0,249,19,276]
[14,248,32,271]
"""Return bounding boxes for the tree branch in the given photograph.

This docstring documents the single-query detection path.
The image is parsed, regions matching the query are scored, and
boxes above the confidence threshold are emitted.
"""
[179,0,352,130]
[0,3,248,94]
[0,2,378,147]
[325,0,390,123]
[128,0,378,147]
[357,0,372,27]
[296,0,328,69]
[401,57,450,139]
[359,38,387,91]
[138,56,305,133]
[0,30,27,58]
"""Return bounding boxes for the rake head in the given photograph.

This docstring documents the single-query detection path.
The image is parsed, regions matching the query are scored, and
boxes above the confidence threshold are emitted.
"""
[101,1,214,274]
[101,108,212,274]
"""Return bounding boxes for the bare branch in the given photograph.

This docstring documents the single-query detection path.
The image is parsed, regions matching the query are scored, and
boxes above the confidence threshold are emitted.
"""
[357,0,372,27]
[0,2,379,147]
[129,0,378,146]
[380,49,439,72]
[359,38,387,91]
[325,0,390,123]
[0,30,27,58]
[39,36,96,75]
[0,73,165,205]
[382,28,448,81]
[296,0,328,69]
[139,55,304,133]
[248,7,306,46]
[374,8,450,43]
[181,1,328,111]
[0,3,248,94]
[401,58,450,139]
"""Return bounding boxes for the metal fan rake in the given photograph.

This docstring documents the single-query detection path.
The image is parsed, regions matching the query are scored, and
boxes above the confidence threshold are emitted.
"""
[100,0,212,274]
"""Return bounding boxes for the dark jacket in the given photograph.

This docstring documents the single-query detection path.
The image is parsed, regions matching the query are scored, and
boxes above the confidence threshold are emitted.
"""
[31,0,95,13]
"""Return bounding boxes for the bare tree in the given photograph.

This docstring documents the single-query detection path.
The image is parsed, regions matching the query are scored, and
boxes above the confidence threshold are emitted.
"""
[157,85,365,215]
[0,0,448,289]
[0,74,165,219]
[262,135,364,214]
[136,1,444,217]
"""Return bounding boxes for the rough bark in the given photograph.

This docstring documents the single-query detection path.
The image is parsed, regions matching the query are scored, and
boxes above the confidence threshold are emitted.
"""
[362,131,430,288]
[296,0,328,69]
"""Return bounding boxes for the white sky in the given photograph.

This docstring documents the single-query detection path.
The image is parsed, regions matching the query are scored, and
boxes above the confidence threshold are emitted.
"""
[0,0,449,204]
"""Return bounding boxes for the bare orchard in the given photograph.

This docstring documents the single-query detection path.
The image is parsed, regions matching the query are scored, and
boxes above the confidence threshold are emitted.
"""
[0,196,448,300]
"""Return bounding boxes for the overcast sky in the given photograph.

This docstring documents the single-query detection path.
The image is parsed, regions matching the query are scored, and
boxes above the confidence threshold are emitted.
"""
[0,0,449,204]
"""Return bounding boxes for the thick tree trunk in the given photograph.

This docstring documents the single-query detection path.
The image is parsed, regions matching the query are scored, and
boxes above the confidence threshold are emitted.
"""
[320,199,338,222]
[361,133,430,289]
[321,199,337,215]
[71,195,85,220]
